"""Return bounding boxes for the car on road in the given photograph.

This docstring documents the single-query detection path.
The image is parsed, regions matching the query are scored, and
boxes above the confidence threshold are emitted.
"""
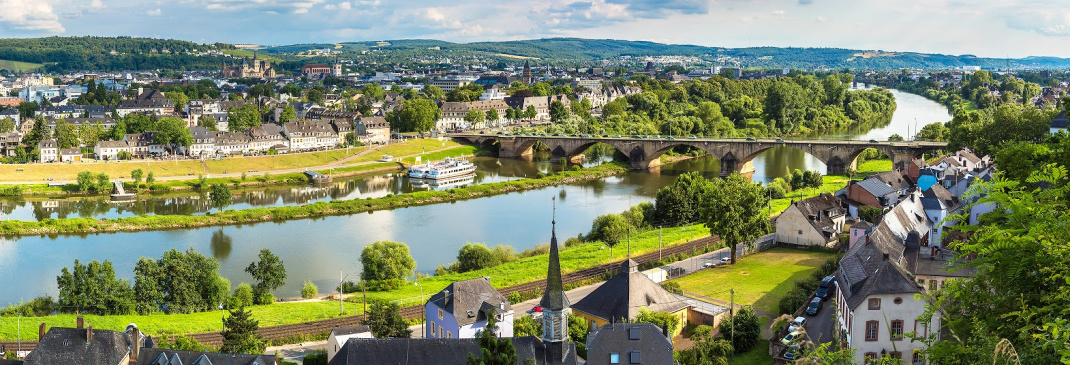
[806,297,822,315]
[702,262,717,268]
[788,316,807,333]
[869,139,879,143]
[780,330,804,345]
[688,135,697,139]
[775,138,785,142]
[746,137,756,141]
[665,136,675,140]
[816,276,835,299]
[479,131,485,134]
[783,344,800,360]
[613,135,622,138]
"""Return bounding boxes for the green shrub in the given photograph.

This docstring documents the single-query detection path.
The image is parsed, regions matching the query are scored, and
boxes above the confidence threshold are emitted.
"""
[256,292,276,305]
[301,281,318,299]
[233,283,255,307]
[302,350,328,365]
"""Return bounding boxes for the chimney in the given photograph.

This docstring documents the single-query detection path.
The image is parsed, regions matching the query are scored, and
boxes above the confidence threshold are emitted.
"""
[443,290,450,306]
[662,324,669,339]
[883,253,889,261]
[39,323,46,339]
[77,315,84,329]
[87,326,93,343]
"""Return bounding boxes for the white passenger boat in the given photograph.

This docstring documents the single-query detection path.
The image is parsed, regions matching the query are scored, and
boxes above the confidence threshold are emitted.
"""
[407,157,476,180]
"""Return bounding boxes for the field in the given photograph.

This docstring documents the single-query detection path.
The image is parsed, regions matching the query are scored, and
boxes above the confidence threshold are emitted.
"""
[671,248,836,314]
[768,175,850,216]
[0,300,362,342]
[0,59,44,72]
[731,344,775,365]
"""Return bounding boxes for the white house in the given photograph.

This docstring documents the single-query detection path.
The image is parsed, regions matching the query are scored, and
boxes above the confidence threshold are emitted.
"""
[326,326,372,363]
[282,120,338,151]
[424,277,514,339]
[94,140,131,160]
[38,139,58,162]
[775,193,846,247]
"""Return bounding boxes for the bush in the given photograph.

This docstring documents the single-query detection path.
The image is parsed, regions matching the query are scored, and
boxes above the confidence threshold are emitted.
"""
[161,335,209,352]
[767,184,786,199]
[302,350,328,365]
[256,292,276,305]
[719,307,761,353]
[337,280,361,294]
[456,243,501,272]
[660,281,683,295]
[233,283,255,307]
[0,296,55,316]
[778,286,810,315]
[301,281,318,299]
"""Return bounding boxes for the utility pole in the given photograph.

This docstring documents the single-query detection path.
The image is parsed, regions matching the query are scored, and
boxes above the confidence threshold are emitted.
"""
[339,268,344,316]
[658,226,662,261]
[362,279,368,321]
[731,288,735,361]
[17,311,20,357]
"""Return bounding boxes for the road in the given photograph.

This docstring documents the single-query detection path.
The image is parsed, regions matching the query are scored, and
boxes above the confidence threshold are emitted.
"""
[803,285,838,345]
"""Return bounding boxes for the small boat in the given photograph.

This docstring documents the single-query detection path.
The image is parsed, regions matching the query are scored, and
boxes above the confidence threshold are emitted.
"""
[304,170,333,184]
[380,154,394,162]
[407,157,475,180]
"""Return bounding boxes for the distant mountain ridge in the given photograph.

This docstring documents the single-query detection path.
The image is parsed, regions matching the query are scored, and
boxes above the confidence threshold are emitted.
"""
[1,36,1069,72]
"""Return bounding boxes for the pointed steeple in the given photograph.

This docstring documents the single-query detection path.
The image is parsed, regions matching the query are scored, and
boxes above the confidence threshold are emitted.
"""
[540,197,568,311]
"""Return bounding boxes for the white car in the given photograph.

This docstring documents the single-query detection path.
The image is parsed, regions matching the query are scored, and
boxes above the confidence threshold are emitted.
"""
[702,262,717,268]
[788,316,807,333]
[720,257,730,264]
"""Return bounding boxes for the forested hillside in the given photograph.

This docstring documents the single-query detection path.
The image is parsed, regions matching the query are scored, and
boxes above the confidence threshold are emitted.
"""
[0,36,229,73]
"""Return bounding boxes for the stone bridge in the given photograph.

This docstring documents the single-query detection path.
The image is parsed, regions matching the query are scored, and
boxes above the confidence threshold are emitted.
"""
[451,134,947,176]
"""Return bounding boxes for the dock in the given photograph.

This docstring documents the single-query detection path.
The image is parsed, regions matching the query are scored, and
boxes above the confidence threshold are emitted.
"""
[110,181,136,201]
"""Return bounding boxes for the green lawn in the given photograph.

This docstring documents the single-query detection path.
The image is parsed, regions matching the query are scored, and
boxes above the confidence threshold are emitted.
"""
[769,175,850,216]
[0,59,43,72]
[671,248,836,314]
[856,158,892,175]
[729,343,774,365]
[0,300,362,342]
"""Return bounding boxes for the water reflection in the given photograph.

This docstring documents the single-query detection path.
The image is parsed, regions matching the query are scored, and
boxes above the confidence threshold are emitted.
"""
[210,229,232,262]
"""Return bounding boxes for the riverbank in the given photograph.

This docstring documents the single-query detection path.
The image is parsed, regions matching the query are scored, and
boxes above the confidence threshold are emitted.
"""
[0,162,631,236]
[3,139,472,197]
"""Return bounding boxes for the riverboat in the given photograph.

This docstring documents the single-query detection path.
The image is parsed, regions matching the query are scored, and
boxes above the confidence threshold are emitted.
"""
[407,157,476,180]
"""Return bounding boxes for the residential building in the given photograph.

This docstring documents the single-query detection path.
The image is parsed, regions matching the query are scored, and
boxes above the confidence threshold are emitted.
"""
[94,140,131,160]
[247,124,287,152]
[571,259,690,336]
[919,184,961,246]
[38,140,58,163]
[775,193,846,247]
[570,79,604,90]
[216,131,252,155]
[438,100,509,130]
[326,326,372,363]
[24,319,150,365]
[424,277,514,339]
[585,323,673,365]
[283,120,338,151]
[0,133,21,157]
[59,148,81,162]
[844,176,899,215]
[0,108,19,126]
[355,116,390,145]
[188,126,218,157]
[479,87,507,101]
[138,349,276,365]
[1050,110,1068,134]
[116,89,174,117]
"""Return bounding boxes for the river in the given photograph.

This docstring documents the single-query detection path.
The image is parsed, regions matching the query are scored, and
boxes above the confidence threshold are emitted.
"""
[0,88,949,304]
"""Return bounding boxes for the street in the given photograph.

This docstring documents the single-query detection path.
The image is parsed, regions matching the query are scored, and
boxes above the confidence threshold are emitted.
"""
[803,286,838,345]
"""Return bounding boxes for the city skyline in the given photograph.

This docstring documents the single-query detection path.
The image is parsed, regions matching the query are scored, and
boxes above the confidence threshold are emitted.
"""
[1,0,1069,58]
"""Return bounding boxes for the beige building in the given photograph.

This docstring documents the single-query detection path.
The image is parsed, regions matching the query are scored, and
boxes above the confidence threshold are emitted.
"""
[221,56,276,79]
[775,193,846,247]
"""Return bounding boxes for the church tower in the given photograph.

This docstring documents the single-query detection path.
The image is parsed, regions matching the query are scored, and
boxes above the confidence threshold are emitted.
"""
[540,198,570,362]
[523,60,532,85]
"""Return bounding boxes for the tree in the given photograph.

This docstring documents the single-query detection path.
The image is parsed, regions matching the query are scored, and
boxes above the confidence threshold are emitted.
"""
[227,104,261,132]
[525,106,537,119]
[23,116,51,148]
[245,249,287,300]
[763,81,806,133]
[634,308,681,336]
[307,87,325,104]
[131,168,144,187]
[718,306,761,353]
[359,241,416,286]
[588,213,630,246]
[456,243,500,272]
[486,108,499,124]
[858,206,884,223]
[76,170,95,192]
[301,281,318,299]
[549,100,569,123]
[362,300,412,338]
[146,171,155,185]
[95,172,111,193]
[390,98,441,132]
[248,84,273,99]
[916,122,949,141]
[513,316,542,337]
[676,325,732,365]
[0,118,13,133]
[132,257,164,314]
[53,119,79,149]
[362,83,385,100]
[994,141,1051,184]
[700,173,771,264]
[167,91,189,113]
[464,109,486,128]
[56,259,135,315]
[279,104,297,123]
[654,171,712,226]
[467,308,518,365]
[209,183,232,212]
[231,283,255,308]
[154,117,193,152]
[888,133,905,141]
[197,115,218,131]
[79,122,103,147]
[220,306,266,355]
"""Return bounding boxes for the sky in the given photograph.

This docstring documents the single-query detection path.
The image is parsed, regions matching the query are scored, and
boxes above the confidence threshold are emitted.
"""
[1,0,1069,58]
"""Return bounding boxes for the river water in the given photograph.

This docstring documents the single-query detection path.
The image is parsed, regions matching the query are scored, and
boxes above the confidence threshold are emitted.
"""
[0,88,949,304]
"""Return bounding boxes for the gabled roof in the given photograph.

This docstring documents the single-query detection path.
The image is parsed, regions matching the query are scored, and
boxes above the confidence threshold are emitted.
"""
[854,178,896,200]
[24,327,132,365]
[921,184,958,212]
[571,260,688,323]
[330,325,371,337]
[138,349,276,365]
[426,277,511,327]
[585,323,673,365]
[784,193,845,236]
[872,170,911,192]
[330,337,578,365]
[836,236,922,310]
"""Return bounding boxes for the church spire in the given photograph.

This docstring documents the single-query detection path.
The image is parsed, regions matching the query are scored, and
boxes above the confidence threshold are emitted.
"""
[540,197,570,345]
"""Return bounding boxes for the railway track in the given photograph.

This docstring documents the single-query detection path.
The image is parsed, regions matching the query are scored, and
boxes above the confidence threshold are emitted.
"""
[9,236,723,348]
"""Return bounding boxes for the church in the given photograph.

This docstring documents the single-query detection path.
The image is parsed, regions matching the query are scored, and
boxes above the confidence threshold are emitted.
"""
[221,55,276,79]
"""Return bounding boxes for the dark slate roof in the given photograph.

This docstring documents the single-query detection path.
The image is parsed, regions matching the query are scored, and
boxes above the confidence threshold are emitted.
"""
[330,325,371,337]
[24,327,132,365]
[427,277,512,327]
[329,337,578,365]
[139,348,277,365]
[585,323,673,365]
[1051,110,1069,129]
[572,260,688,323]
[921,184,958,211]
[785,193,845,236]
[0,360,25,365]
[836,236,922,310]
[854,178,896,200]
[540,223,569,311]
[872,170,911,192]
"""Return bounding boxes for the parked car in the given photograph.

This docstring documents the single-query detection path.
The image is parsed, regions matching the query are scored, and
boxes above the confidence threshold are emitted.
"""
[783,344,800,360]
[806,297,822,315]
[816,276,835,299]
[613,135,622,138]
[780,330,803,345]
[775,138,785,142]
[788,316,807,333]
[720,257,730,264]
[702,262,717,268]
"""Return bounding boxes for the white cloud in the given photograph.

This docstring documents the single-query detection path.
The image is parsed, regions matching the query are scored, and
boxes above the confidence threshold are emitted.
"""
[146,8,161,15]
[89,0,104,9]
[0,0,65,34]
[771,9,786,16]
[815,15,826,22]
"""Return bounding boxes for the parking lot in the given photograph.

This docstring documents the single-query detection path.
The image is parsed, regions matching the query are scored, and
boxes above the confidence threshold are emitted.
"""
[803,283,838,345]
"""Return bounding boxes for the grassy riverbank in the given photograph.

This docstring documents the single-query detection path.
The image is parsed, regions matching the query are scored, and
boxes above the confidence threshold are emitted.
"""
[0,162,629,236]
[0,300,363,342]
[767,158,892,216]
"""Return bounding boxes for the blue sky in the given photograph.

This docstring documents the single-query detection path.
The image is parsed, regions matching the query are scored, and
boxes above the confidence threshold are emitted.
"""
[1,0,1069,58]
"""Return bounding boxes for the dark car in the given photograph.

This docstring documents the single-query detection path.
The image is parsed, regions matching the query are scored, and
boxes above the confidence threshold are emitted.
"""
[775,138,785,142]
[816,276,835,299]
[746,137,756,141]
[806,297,822,315]
[784,345,799,360]
[869,139,879,143]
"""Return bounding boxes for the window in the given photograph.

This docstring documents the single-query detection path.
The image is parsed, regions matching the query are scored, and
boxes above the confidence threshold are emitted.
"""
[864,353,878,363]
[913,350,925,364]
[868,298,881,310]
[610,353,620,364]
[629,351,641,364]
[865,321,879,341]
[889,351,902,360]
[447,331,452,338]
[929,280,939,291]
[893,297,903,305]
[438,308,444,320]
[891,320,904,341]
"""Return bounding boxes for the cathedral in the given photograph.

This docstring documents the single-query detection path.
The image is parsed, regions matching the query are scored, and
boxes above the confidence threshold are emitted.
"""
[221,55,276,79]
